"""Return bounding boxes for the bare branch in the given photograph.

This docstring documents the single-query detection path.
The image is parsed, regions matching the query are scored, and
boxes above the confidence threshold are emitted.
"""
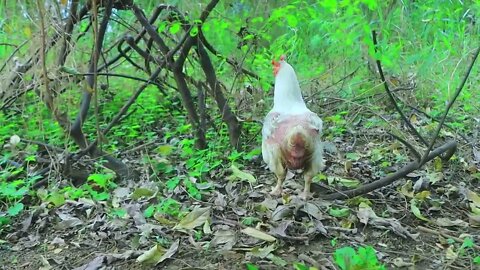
[323,140,457,200]
[70,0,113,139]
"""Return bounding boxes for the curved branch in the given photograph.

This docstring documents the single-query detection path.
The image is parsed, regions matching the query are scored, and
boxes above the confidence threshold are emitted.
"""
[198,31,262,81]
[57,0,79,66]
[70,0,113,138]
[372,30,428,146]
[323,140,457,200]
[118,36,147,71]
[69,72,163,87]
[419,47,480,166]
[196,41,242,148]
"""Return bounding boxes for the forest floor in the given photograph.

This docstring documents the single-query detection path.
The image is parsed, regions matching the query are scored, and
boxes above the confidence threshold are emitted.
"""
[1,91,479,270]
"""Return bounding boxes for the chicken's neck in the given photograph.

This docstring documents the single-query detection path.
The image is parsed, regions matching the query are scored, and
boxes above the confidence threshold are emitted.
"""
[272,72,307,113]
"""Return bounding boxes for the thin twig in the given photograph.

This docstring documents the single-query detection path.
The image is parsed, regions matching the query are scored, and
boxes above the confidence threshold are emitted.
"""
[405,104,470,144]
[0,40,28,74]
[418,226,480,250]
[305,66,360,102]
[323,140,457,200]
[387,131,421,161]
[419,47,480,166]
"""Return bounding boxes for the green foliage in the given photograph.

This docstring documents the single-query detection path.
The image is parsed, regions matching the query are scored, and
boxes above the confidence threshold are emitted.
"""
[1,6,480,268]
[293,262,317,270]
[241,216,260,226]
[455,237,480,265]
[144,198,182,218]
[334,246,386,270]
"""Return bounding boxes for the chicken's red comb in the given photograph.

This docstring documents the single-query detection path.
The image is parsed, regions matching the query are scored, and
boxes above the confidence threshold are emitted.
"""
[271,55,286,66]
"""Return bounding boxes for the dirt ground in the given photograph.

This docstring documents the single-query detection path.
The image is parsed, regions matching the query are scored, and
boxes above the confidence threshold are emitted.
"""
[1,120,479,270]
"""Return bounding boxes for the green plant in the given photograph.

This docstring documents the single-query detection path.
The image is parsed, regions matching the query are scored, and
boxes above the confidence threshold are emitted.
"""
[144,198,182,218]
[333,246,386,270]
[455,237,480,265]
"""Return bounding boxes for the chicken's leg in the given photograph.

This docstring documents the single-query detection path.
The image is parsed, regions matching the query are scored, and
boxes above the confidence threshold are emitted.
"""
[301,173,313,200]
[270,172,287,196]
[270,168,286,196]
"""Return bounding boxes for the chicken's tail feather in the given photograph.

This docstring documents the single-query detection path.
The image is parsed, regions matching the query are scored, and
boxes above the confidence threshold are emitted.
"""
[287,126,312,147]
[283,126,313,169]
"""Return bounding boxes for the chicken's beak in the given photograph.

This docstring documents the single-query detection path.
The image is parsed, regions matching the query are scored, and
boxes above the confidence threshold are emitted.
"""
[272,59,280,76]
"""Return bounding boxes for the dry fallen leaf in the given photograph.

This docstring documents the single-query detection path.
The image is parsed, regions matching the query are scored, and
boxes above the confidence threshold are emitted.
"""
[136,244,166,264]
[158,240,179,265]
[241,227,276,242]
[392,257,414,267]
[300,202,323,220]
[357,202,419,239]
[173,207,210,231]
[248,244,276,259]
[56,212,84,230]
[136,240,179,265]
[468,214,480,227]
[271,205,293,221]
[466,189,480,208]
[210,229,237,249]
[435,217,468,228]
[445,245,458,261]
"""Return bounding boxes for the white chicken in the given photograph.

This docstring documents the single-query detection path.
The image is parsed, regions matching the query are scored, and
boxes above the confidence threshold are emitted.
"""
[261,56,324,199]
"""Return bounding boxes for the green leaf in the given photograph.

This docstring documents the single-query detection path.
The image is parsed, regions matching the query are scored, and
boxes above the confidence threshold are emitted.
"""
[321,0,337,13]
[47,192,65,207]
[229,164,256,183]
[293,262,310,270]
[0,216,11,226]
[169,22,181,35]
[156,145,173,156]
[245,263,259,270]
[88,173,114,189]
[157,21,167,32]
[91,191,109,201]
[144,205,156,218]
[110,208,127,218]
[461,237,474,249]
[131,187,155,200]
[190,25,198,37]
[7,202,24,216]
[346,152,360,161]
[334,246,356,270]
[166,177,181,190]
[337,178,360,188]
[286,15,298,27]
[244,148,261,160]
[410,199,430,222]
[329,207,350,218]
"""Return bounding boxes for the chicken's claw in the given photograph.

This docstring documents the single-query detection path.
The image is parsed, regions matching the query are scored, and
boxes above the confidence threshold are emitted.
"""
[300,191,312,200]
[270,186,283,196]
